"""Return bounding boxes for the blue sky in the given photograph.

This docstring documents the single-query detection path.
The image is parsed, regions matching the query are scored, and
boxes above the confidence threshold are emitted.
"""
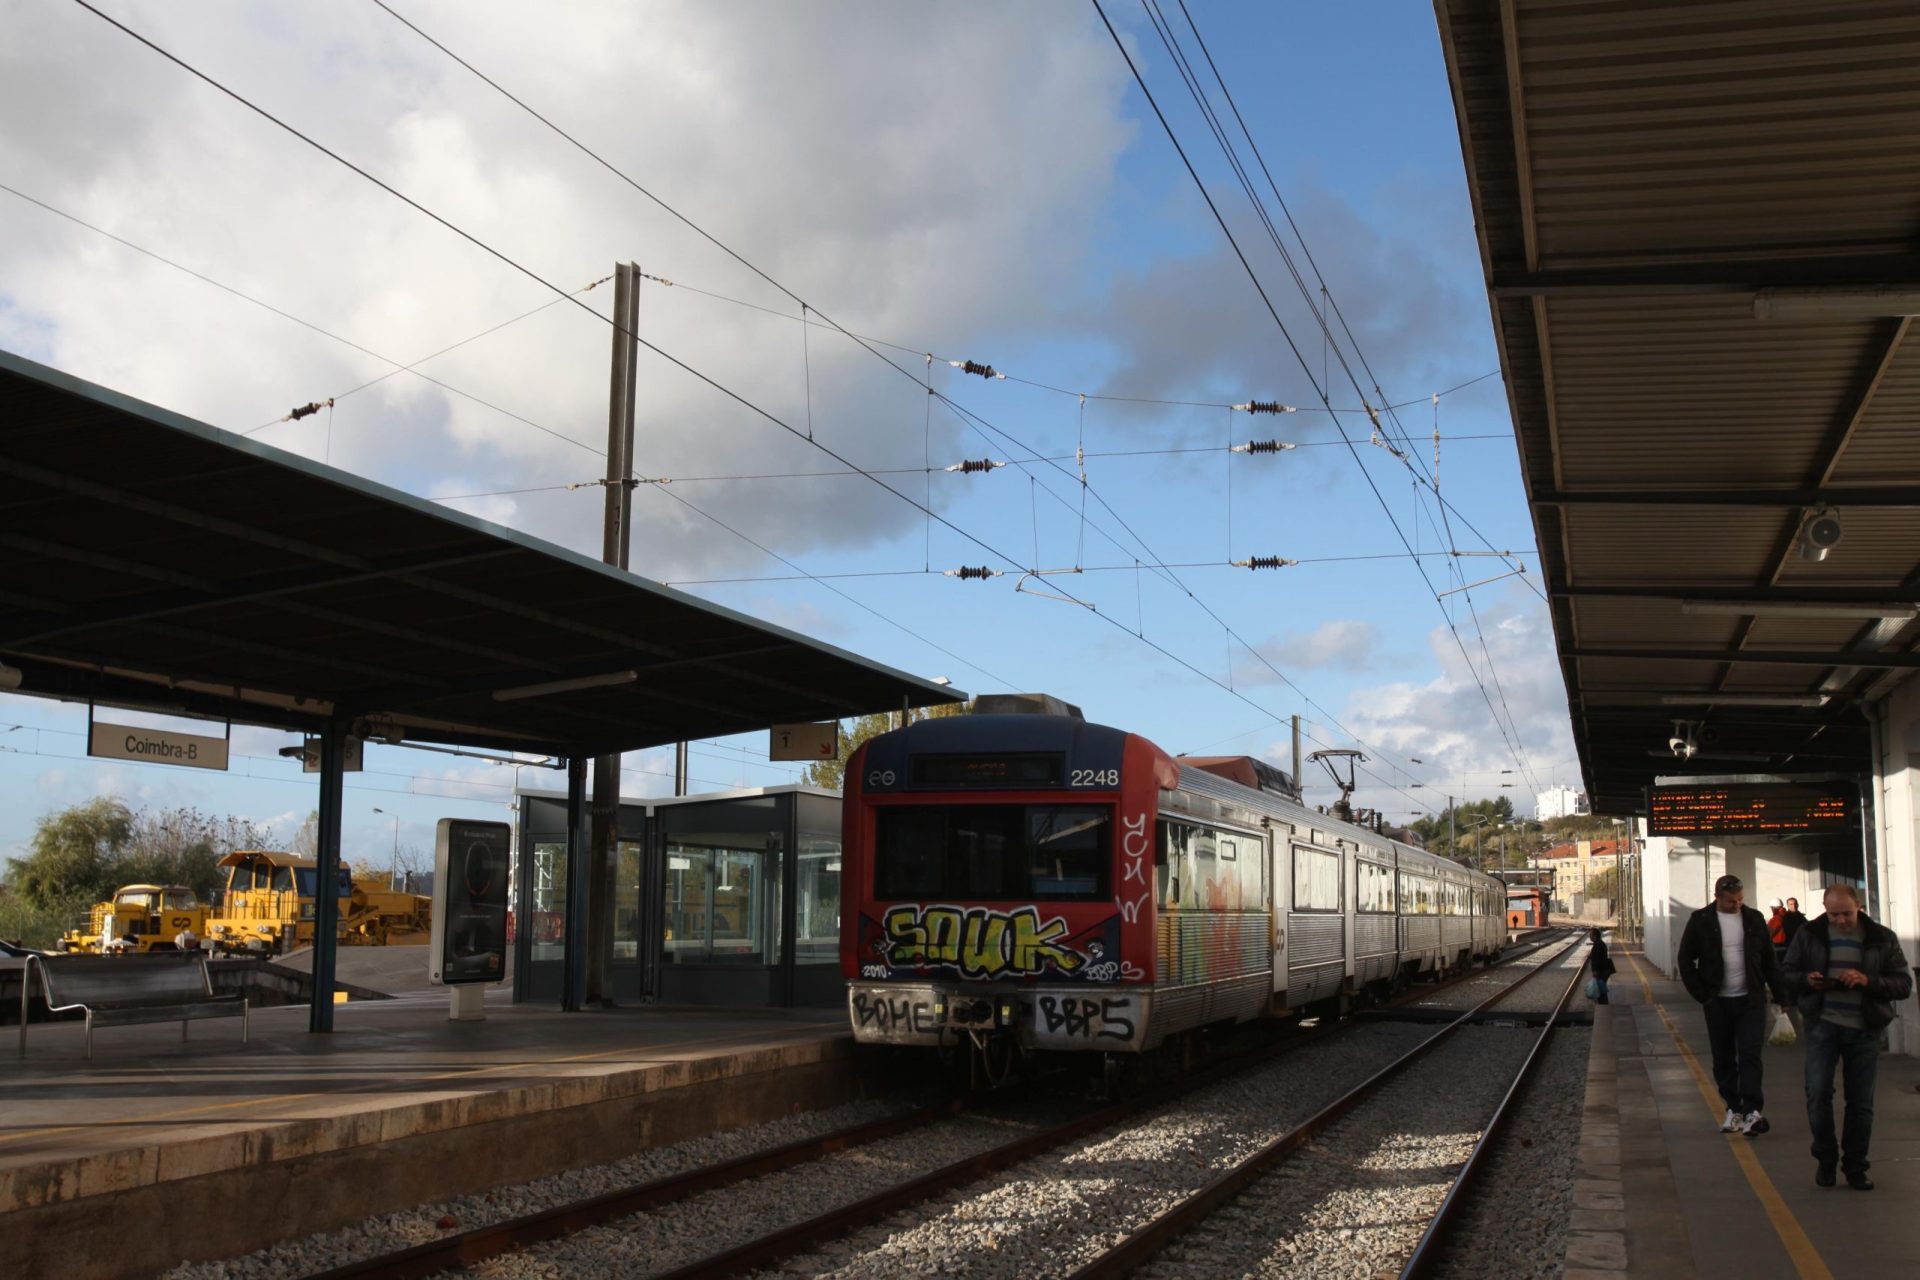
[0,1,1572,870]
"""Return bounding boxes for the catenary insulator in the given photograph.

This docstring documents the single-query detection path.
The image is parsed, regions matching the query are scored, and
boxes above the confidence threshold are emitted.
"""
[1231,400,1296,415]
[944,458,1006,474]
[944,566,1002,580]
[949,359,1006,380]
[1231,440,1298,454]
[1231,556,1298,570]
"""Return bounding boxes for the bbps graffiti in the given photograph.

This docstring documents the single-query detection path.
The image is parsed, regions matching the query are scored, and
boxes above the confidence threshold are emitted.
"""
[879,904,1087,978]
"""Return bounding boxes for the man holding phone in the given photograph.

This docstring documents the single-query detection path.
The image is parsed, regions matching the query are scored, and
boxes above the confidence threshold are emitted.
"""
[1783,883,1913,1190]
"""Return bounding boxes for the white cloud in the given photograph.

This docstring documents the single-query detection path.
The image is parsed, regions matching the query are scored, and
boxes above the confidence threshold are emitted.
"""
[1238,618,1383,678]
[1341,593,1575,801]
[0,0,1137,582]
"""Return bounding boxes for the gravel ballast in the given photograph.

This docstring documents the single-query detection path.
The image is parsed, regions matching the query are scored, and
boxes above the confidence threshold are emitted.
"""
[1432,1027,1591,1280]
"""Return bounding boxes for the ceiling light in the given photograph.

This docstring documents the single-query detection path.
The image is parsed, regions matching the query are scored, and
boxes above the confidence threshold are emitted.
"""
[1679,600,1915,620]
[492,670,638,702]
[1658,694,1830,708]
[1754,287,1920,320]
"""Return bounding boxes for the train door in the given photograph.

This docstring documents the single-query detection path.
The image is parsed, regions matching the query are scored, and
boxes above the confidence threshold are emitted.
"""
[1341,841,1357,999]
[1268,830,1288,999]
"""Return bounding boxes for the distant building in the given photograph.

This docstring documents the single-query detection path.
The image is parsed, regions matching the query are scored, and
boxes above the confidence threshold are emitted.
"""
[1534,785,1589,821]
[1527,839,1621,909]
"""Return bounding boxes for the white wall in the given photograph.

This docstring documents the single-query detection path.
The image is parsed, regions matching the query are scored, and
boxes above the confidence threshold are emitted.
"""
[1640,835,1823,979]
[1870,678,1920,1057]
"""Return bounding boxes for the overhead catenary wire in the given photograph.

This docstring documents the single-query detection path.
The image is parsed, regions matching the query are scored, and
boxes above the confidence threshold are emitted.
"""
[1164,0,1546,794]
[1101,0,1539,795]
[360,0,1480,799]
[73,0,1437,812]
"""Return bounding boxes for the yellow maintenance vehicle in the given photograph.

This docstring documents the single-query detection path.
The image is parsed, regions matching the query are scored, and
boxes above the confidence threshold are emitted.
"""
[206,850,431,955]
[59,884,211,953]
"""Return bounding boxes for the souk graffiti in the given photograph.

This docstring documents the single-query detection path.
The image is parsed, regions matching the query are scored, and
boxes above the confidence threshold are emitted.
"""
[879,904,1088,978]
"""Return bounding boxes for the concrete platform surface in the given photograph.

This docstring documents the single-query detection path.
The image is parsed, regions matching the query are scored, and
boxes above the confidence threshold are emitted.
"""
[1572,947,1919,1280]
[0,990,844,1220]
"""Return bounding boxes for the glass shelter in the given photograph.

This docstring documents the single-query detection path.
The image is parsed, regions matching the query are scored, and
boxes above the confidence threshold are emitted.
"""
[515,785,843,1008]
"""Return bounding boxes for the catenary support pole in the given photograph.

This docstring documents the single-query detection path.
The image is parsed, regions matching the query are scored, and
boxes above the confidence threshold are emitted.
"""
[308,717,347,1033]
[563,756,589,1012]
[588,262,640,1005]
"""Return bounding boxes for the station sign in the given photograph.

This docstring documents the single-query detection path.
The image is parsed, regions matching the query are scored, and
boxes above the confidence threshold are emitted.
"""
[1648,779,1853,837]
[88,720,229,771]
[430,818,510,987]
[770,720,839,762]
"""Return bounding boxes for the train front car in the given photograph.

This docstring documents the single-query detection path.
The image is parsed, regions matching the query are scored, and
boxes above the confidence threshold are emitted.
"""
[841,706,1177,1079]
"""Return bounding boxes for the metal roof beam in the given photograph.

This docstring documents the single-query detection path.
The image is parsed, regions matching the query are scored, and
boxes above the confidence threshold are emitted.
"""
[1572,646,1920,669]
[1491,255,1920,298]
[1538,487,1920,507]
[1553,584,1920,604]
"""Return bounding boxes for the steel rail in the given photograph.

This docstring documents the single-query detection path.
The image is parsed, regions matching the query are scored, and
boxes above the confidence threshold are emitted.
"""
[303,928,1571,1280]
[299,1101,959,1280]
[1064,932,1590,1279]
[1398,943,1591,1278]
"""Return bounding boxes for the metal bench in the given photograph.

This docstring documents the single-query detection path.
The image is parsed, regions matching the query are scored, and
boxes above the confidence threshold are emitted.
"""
[17,952,248,1059]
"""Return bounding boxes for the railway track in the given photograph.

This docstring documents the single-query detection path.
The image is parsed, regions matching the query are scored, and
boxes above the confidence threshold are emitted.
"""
[298,929,1581,1280]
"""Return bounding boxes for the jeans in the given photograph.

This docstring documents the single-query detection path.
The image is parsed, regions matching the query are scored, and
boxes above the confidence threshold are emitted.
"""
[1703,996,1767,1113]
[1804,1019,1879,1174]
[1593,975,1610,1004]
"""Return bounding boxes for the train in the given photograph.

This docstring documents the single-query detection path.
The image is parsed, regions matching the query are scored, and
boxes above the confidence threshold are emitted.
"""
[840,698,1507,1082]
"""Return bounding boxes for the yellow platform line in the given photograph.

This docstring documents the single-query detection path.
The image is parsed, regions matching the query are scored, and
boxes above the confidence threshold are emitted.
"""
[1619,949,1832,1280]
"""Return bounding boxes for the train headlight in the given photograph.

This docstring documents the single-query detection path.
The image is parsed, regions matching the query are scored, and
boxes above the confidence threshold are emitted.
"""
[998,1001,1015,1026]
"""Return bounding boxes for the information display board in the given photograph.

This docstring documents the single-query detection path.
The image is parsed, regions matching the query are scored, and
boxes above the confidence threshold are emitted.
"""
[1648,780,1853,836]
[430,818,510,985]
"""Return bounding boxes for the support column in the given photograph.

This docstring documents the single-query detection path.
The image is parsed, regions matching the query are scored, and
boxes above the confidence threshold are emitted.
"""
[562,756,590,1012]
[1870,682,1920,1055]
[308,717,347,1033]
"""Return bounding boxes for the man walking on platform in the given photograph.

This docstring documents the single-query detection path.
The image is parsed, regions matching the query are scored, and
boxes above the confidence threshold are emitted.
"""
[1677,874,1788,1136]
[1783,884,1913,1190]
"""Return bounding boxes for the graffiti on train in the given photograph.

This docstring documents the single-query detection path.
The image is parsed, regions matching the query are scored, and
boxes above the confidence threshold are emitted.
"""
[1034,993,1137,1043]
[878,904,1089,978]
[850,989,940,1036]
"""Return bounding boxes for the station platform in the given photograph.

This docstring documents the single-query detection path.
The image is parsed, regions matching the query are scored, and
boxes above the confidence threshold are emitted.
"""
[0,990,858,1279]
[1570,947,1919,1279]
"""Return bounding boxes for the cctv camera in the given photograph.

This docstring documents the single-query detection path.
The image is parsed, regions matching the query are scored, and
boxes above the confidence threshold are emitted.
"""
[1799,507,1842,562]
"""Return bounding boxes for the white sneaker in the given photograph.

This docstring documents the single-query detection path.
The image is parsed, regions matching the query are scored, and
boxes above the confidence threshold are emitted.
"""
[1721,1108,1741,1132]
[1744,1112,1770,1137]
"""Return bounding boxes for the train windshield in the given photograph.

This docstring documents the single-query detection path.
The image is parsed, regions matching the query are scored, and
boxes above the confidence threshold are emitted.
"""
[874,804,1111,902]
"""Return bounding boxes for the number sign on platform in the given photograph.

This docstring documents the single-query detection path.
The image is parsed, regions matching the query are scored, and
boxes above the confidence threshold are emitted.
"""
[770,721,840,761]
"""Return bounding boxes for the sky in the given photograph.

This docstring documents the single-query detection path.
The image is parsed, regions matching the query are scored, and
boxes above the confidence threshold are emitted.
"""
[0,1,1578,870]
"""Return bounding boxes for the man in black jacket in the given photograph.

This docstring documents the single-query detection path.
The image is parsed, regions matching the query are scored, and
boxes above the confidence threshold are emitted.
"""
[1782,884,1913,1190]
[1676,874,1789,1136]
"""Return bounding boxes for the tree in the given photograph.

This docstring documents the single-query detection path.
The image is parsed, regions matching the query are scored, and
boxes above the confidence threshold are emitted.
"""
[801,701,971,791]
[7,797,133,910]
[290,810,320,856]
[1586,866,1620,902]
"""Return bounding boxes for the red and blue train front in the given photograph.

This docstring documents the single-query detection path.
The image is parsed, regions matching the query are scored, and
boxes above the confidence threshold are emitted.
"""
[840,711,1176,1055]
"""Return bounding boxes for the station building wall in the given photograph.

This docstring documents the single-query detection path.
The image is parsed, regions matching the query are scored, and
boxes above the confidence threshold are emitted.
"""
[1641,835,1827,983]
[1870,677,1920,1057]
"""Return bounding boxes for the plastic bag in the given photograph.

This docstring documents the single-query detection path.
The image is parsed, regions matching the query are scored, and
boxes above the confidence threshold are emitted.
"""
[1769,1006,1797,1046]
[1584,976,1604,1001]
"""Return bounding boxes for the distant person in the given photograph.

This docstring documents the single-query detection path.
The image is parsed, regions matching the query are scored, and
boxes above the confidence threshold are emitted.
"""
[1783,884,1913,1191]
[1588,927,1615,1005]
[1677,874,1789,1136]
[1783,898,1809,945]
[1780,897,1812,1039]
[1768,900,1788,949]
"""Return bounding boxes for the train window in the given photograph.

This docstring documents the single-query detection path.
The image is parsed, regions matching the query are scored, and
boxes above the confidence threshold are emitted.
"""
[1398,873,1438,915]
[1159,822,1261,909]
[1356,861,1393,913]
[1291,846,1341,912]
[874,804,1110,902]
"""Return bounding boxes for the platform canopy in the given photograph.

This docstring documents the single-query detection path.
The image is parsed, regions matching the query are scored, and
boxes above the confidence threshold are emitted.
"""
[1437,0,1920,813]
[0,349,962,757]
